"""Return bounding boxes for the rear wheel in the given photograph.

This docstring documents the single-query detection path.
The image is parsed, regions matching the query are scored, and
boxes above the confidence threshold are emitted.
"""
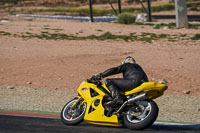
[61,98,86,125]
[123,100,159,130]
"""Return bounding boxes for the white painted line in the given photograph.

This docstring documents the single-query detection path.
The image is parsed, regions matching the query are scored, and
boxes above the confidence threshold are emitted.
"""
[154,121,195,126]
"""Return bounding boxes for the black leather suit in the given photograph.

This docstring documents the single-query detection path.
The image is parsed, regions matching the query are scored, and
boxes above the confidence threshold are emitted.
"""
[101,63,148,106]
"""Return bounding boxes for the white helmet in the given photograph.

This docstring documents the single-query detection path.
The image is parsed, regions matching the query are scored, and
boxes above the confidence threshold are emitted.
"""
[122,56,136,64]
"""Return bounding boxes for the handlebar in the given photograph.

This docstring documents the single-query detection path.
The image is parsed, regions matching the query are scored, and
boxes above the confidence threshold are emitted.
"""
[87,78,102,85]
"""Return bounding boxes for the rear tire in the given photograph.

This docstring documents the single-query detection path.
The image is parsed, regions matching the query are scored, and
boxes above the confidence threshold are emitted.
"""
[61,98,86,125]
[123,100,159,130]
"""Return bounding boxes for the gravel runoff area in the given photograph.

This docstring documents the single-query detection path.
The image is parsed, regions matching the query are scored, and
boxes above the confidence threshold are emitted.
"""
[0,86,200,124]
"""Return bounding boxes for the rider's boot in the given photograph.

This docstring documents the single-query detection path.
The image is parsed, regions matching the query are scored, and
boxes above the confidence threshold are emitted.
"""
[104,90,123,116]
[104,79,124,116]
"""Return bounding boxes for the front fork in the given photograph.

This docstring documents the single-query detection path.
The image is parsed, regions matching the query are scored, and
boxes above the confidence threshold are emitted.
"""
[67,97,85,118]
[71,97,84,110]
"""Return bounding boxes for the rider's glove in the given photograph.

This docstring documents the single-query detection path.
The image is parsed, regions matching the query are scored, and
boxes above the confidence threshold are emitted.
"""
[96,73,103,80]
[91,73,103,82]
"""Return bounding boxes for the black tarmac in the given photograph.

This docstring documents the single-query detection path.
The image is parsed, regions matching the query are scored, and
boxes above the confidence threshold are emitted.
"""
[0,114,199,133]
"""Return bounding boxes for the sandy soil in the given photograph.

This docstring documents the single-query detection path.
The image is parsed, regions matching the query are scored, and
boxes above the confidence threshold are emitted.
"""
[0,16,200,123]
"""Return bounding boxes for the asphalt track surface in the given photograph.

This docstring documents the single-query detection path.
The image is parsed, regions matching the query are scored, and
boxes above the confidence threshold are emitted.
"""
[0,114,200,133]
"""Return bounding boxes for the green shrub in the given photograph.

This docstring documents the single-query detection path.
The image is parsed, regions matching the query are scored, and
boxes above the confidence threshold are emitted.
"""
[151,3,175,12]
[117,13,136,24]
[191,34,200,40]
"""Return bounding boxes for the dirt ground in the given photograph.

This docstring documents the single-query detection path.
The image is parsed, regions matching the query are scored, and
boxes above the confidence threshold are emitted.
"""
[0,16,200,123]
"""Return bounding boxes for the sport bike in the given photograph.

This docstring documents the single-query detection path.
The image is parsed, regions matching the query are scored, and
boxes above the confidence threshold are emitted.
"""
[61,76,168,130]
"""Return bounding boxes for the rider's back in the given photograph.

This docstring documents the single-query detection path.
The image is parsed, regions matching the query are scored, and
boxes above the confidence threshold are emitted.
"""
[121,63,149,82]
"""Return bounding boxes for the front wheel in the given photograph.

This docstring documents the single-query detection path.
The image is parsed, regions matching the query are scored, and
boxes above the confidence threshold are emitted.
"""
[123,100,159,130]
[61,98,86,125]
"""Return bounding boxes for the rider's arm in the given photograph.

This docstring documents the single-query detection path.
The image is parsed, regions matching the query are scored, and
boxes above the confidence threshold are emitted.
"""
[101,65,124,78]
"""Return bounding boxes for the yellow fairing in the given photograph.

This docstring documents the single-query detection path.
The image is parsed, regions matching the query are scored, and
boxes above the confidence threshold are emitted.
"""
[77,81,120,126]
[77,81,167,126]
[122,82,168,99]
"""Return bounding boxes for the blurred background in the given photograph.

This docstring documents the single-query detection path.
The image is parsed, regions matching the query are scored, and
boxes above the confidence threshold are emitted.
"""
[0,0,199,18]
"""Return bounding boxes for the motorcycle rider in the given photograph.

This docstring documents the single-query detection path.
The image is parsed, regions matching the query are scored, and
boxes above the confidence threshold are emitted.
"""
[92,56,149,113]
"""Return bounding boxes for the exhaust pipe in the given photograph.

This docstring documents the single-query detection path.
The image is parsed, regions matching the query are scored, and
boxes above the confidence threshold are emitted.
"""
[114,93,147,114]
[127,93,147,103]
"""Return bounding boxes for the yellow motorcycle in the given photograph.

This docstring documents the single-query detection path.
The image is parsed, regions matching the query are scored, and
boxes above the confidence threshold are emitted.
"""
[61,77,168,130]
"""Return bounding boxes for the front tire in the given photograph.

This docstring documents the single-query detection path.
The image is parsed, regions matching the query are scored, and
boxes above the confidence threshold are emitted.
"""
[61,98,86,125]
[123,100,159,130]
